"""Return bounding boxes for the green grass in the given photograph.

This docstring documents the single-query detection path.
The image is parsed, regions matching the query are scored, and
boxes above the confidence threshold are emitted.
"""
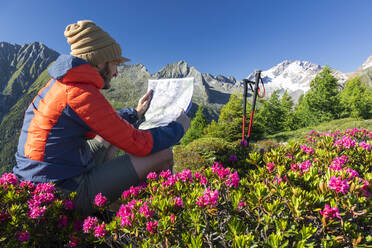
[261,118,372,143]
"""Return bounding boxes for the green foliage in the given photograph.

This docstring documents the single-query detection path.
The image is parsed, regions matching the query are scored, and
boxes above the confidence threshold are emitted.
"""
[173,137,235,173]
[256,90,288,135]
[181,105,208,145]
[339,77,372,119]
[293,66,343,128]
[204,94,264,142]
[264,118,372,143]
[1,128,371,247]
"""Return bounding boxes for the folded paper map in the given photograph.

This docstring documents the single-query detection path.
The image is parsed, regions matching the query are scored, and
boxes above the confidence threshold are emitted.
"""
[139,77,194,130]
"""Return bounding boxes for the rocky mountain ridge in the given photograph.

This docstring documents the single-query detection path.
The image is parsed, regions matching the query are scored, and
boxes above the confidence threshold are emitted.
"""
[0,41,59,122]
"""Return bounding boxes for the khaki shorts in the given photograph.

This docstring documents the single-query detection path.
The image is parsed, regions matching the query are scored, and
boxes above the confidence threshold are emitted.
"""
[56,139,139,215]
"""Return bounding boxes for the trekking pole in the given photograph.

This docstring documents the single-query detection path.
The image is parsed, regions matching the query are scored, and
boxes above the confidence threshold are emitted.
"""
[242,70,262,147]
[242,79,248,140]
[246,70,262,147]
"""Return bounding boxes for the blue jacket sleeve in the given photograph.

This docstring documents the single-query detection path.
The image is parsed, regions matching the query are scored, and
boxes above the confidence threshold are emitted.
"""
[149,121,184,153]
[116,108,139,126]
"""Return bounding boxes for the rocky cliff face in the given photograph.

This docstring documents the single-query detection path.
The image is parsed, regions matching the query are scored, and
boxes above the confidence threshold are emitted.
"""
[0,42,59,121]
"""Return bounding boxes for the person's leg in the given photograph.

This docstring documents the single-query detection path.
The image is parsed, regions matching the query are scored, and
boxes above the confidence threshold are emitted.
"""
[129,148,174,181]
[70,147,174,215]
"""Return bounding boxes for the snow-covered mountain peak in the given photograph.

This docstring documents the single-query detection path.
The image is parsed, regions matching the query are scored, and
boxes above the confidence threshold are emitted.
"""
[359,54,372,71]
[247,60,322,95]
[244,60,348,102]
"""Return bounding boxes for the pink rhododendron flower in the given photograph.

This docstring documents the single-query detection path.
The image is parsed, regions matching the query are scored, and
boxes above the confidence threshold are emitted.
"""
[194,172,208,185]
[159,169,172,179]
[122,185,145,199]
[291,163,298,171]
[170,214,176,224]
[329,155,348,171]
[94,193,107,207]
[211,162,224,173]
[200,175,208,185]
[146,220,158,234]
[273,175,287,185]
[225,172,239,187]
[194,171,201,179]
[174,197,183,207]
[359,141,371,151]
[344,168,359,180]
[147,172,158,180]
[58,215,68,228]
[139,202,154,218]
[300,145,314,154]
[285,153,294,159]
[29,206,47,219]
[320,204,341,220]
[34,183,55,194]
[178,169,193,182]
[94,223,106,237]
[266,162,275,173]
[162,174,179,187]
[0,210,9,222]
[360,179,370,196]
[237,201,246,210]
[299,160,312,172]
[17,231,29,242]
[328,176,349,194]
[217,167,231,179]
[229,154,238,163]
[117,204,135,227]
[196,187,219,208]
[211,162,230,178]
[0,173,18,187]
[68,236,79,247]
[33,193,55,204]
[334,136,356,149]
[63,200,75,210]
[20,181,35,191]
[83,216,98,233]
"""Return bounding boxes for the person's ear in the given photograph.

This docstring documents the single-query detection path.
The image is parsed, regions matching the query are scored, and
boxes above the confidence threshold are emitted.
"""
[93,63,104,71]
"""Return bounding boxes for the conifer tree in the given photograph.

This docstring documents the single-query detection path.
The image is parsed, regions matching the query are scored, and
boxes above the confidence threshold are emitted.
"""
[339,77,372,119]
[204,94,244,142]
[293,66,342,127]
[280,90,295,131]
[257,90,285,135]
[181,105,208,145]
[205,94,265,142]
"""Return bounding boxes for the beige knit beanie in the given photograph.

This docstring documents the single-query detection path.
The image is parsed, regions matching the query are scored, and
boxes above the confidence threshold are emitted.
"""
[64,20,130,66]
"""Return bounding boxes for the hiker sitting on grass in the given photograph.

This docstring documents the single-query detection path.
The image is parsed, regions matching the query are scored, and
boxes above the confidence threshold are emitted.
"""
[13,20,190,215]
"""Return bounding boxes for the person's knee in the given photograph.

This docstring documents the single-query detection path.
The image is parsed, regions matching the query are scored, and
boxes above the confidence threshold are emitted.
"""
[158,148,173,171]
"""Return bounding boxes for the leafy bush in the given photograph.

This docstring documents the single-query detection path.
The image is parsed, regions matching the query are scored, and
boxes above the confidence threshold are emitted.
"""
[89,128,371,247]
[1,128,371,247]
[0,178,86,247]
[173,137,235,173]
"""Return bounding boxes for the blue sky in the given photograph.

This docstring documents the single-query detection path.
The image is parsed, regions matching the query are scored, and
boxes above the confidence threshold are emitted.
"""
[1,0,372,79]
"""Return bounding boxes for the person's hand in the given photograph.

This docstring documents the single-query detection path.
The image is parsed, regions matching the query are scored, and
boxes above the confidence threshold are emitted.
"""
[175,109,190,133]
[136,90,153,119]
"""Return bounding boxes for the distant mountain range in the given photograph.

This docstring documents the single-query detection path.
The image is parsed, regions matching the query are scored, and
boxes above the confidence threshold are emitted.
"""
[0,41,371,173]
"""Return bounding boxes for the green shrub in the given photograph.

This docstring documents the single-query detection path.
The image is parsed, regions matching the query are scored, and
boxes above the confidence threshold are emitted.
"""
[1,128,371,247]
[173,137,235,173]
